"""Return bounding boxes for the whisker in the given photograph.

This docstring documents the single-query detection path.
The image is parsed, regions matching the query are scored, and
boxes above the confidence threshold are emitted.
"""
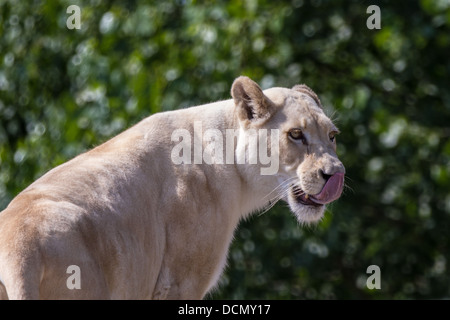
[263,176,297,200]
[265,187,291,206]
[258,179,296,216]
[343,175,355,195]
[292,187,305,197]
[329,109,340,125]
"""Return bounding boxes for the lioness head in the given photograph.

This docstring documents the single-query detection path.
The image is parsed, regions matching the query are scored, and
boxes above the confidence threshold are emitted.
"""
[232,76,345,224]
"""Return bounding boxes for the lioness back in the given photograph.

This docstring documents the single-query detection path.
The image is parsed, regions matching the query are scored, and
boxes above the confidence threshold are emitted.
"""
[0,100,241,299]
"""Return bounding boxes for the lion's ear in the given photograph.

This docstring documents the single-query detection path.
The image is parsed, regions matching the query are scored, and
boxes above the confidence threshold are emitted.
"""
[292,84,322,108]
[231,76,274,127]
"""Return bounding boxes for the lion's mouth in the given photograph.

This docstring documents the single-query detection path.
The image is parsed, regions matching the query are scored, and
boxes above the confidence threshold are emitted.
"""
[292,185,323,207]
[292,172,345,207]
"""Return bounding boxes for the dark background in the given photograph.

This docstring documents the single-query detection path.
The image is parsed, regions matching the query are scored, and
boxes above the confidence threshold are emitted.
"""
[0,0,449,299]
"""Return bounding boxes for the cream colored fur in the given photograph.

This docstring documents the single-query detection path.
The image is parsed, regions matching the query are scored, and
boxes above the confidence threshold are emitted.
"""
[0,76,344,299]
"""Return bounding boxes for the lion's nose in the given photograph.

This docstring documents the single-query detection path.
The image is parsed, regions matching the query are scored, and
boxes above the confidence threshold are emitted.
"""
[319,161,346,181]
[320,170,332,181]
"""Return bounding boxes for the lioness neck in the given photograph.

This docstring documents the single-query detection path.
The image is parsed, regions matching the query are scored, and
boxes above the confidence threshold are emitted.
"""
[127,100,270,298]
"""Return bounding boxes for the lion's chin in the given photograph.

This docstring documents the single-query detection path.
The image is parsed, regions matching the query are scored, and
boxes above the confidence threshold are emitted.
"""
[287,192,325,225]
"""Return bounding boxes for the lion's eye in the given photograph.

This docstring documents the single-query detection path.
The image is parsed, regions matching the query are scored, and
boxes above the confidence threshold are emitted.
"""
[329,131,338,143]
[289,129,307,144]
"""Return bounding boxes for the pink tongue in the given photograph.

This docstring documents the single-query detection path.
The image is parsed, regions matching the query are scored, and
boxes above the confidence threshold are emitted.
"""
[310,172,345,205]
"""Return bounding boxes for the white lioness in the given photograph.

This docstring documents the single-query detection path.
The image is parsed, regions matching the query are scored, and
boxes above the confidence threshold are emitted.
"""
[0,76,345,299]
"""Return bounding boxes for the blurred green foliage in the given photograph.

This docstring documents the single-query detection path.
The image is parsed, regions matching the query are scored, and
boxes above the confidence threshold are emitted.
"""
[1,0,449,299]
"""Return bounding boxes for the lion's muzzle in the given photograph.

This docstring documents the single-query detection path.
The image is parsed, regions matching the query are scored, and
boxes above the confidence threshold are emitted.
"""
[309,172,345,205]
